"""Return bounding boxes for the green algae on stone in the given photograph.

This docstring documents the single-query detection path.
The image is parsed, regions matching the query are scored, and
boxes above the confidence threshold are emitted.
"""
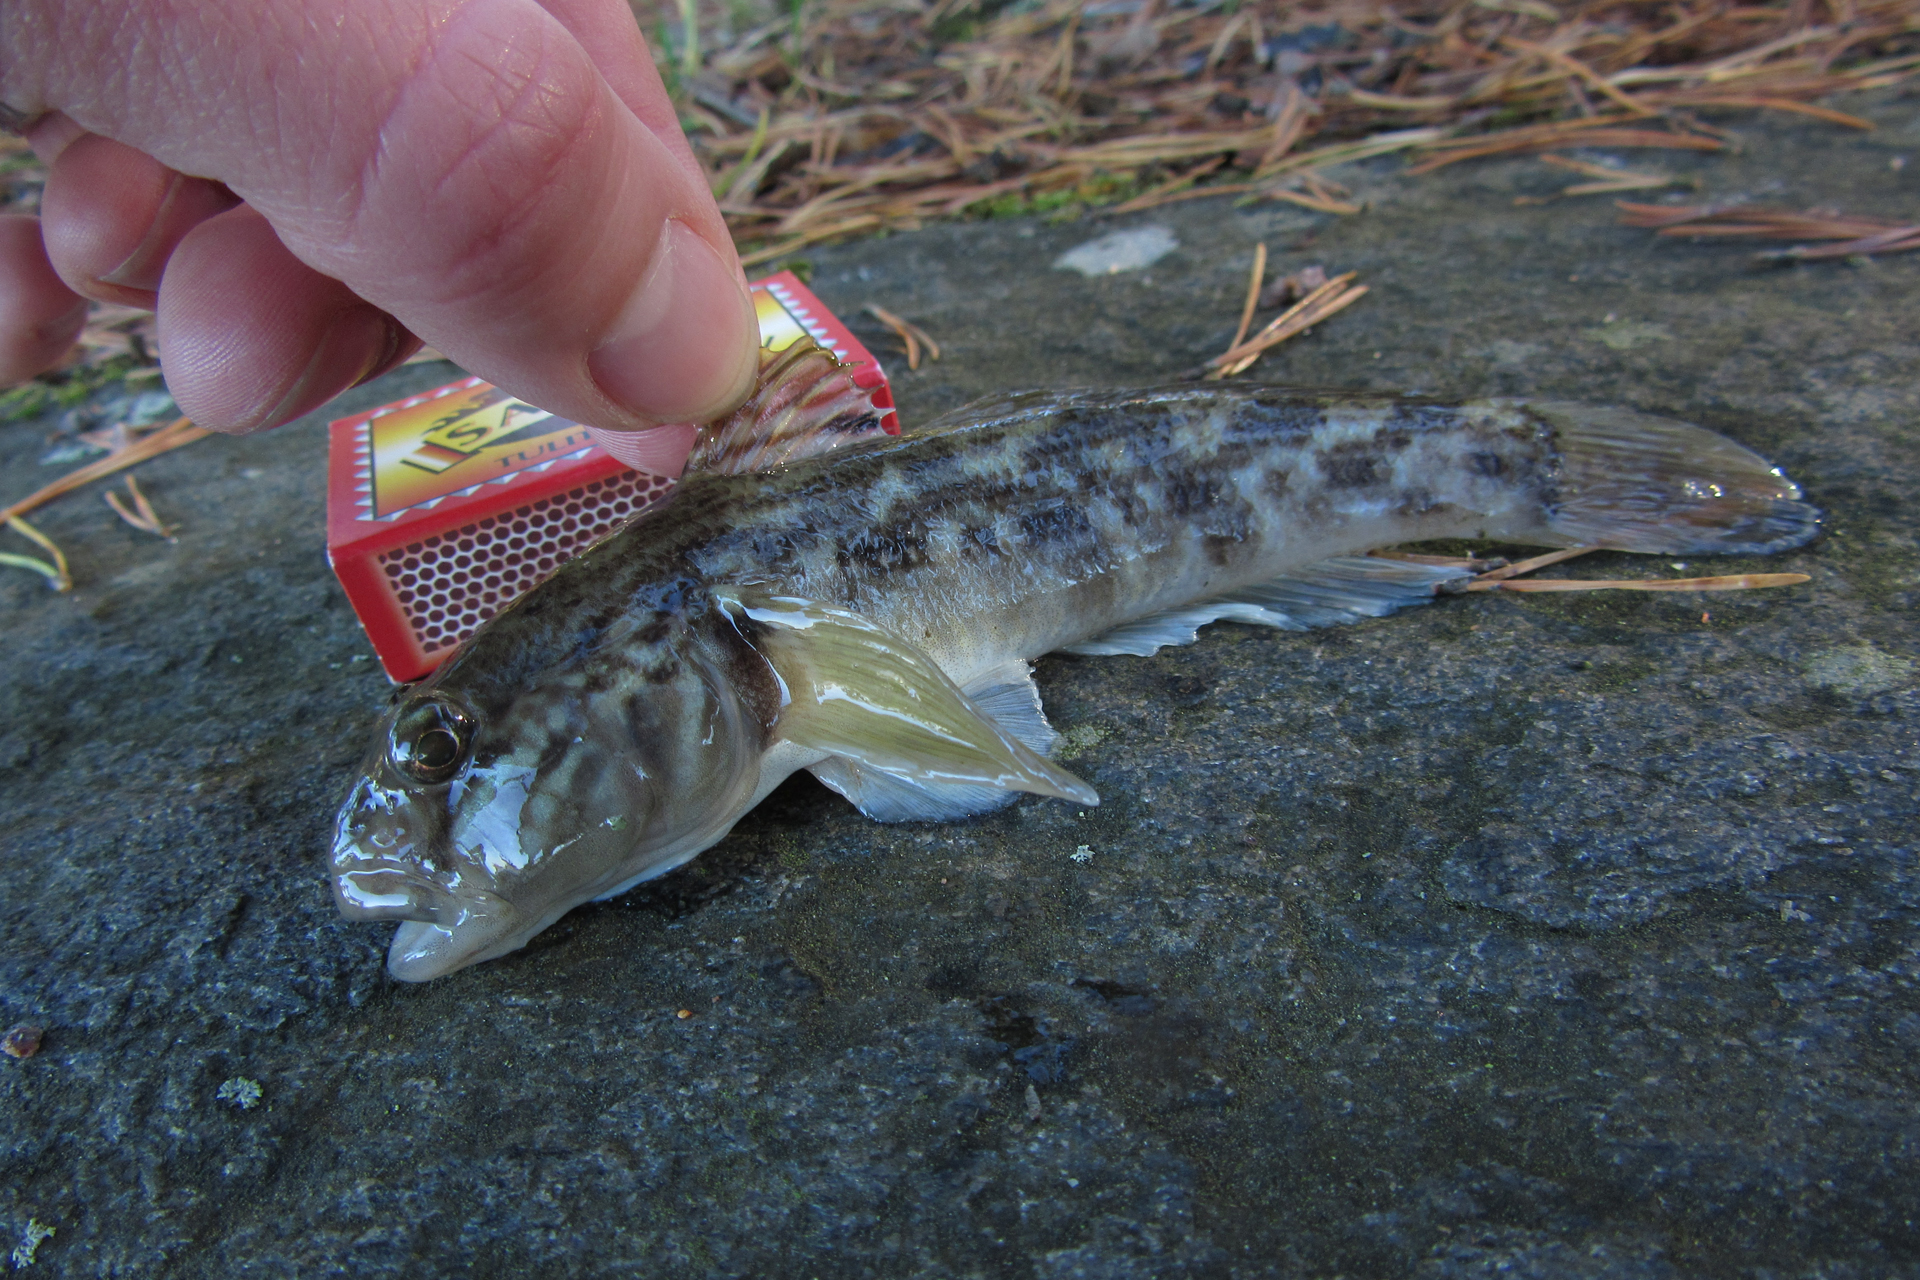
[1803,643,1915,696]
[1583,318,1673,351]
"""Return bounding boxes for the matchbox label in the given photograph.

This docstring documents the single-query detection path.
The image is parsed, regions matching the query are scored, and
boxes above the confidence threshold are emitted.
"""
[756,278,856,360]
[328,271,895,681]
[348,275,889,525]
[755,286,813,353]
[364,384,592,517]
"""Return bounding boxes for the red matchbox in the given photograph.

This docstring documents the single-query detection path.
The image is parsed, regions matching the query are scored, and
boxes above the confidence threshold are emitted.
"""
[327,272,895,682]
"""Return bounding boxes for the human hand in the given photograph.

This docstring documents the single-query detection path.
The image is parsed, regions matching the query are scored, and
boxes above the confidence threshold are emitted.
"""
[0,0,758,473]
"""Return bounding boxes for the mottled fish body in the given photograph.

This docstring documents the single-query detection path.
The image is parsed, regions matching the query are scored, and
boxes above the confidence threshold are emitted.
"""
[332,376,1819,980]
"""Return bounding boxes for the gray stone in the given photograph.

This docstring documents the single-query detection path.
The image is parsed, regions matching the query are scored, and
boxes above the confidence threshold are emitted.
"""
[1053,224,1181,276]
[2,93,1916,1277]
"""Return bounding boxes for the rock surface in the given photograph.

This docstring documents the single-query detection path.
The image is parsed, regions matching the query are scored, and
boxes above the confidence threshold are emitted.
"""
[2,95,1916,1278]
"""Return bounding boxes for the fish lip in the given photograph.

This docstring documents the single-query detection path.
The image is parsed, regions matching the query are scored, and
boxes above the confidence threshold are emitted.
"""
[329,822,456,923]
[332,866,453,923]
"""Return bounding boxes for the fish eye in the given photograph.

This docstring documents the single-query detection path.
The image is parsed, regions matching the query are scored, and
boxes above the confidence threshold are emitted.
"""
[389,695,477,786]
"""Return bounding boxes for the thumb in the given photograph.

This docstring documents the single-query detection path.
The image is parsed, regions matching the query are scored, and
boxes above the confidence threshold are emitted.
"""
[3,0,759,433]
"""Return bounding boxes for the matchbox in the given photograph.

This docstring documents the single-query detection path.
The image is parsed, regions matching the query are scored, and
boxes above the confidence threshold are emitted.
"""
[327,272,894,682]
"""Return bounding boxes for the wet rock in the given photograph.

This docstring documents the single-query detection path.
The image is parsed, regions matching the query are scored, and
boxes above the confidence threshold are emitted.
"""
[1,94,1916,1276]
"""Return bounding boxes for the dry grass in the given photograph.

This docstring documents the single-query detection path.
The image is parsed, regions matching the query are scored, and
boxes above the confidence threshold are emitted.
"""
[0,1,1912,402]
[647,0,1919,261]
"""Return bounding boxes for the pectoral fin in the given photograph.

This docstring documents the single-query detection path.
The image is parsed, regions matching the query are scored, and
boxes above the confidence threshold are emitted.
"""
[959,658,1060,756]
[806,659,1067,822]
[807,759,1025,823]
[716,587,1097,818]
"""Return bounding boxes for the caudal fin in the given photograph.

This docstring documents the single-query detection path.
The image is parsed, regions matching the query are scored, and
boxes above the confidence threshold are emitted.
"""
[1530,402,1822,556]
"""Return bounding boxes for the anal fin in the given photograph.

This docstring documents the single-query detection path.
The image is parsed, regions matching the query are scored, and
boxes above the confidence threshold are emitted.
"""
[1062,556,1470,657]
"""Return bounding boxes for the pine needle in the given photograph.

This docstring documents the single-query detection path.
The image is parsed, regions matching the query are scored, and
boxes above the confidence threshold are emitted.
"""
[1514,154,1677,203]
[1111,156,1228,214]
[1,515,71,592]
[1264,186,1364,215]
[1459,544,1809,594]
[1468,572,1811,593]
[1617,202,1920,261]
[1207,271,1369,378]
[1,416,211,524]
[104,476,178,540]
[1472,546,1598,582]
[1229,243,1267,353]
[863,305,941,370]
[1408,124,1725,175]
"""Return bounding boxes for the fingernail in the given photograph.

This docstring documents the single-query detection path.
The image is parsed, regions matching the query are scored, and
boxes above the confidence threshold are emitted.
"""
[241,307,400,434]
[352,320,420,389]
[99,172,238,295]
[25,113,85,165]
[588,220,757,426]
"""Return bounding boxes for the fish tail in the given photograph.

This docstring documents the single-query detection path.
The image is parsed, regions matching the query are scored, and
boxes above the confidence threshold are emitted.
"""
[1530,402,1822,555]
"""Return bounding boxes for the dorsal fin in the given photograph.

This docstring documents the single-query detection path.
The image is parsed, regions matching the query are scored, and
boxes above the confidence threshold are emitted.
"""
[686,339,892,475]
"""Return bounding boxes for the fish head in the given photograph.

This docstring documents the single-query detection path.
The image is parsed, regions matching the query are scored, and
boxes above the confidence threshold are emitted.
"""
[329,607,771,981]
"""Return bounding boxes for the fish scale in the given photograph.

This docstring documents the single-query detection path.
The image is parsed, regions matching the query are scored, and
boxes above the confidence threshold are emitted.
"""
[330,377,1820,980]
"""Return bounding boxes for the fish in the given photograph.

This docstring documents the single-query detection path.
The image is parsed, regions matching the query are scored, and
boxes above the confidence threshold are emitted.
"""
[329,347,1820,980]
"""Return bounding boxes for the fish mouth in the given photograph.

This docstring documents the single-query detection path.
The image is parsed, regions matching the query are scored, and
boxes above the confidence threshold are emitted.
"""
[328,852,530,980]
[333,865,524,981]
[332,825,525,979]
